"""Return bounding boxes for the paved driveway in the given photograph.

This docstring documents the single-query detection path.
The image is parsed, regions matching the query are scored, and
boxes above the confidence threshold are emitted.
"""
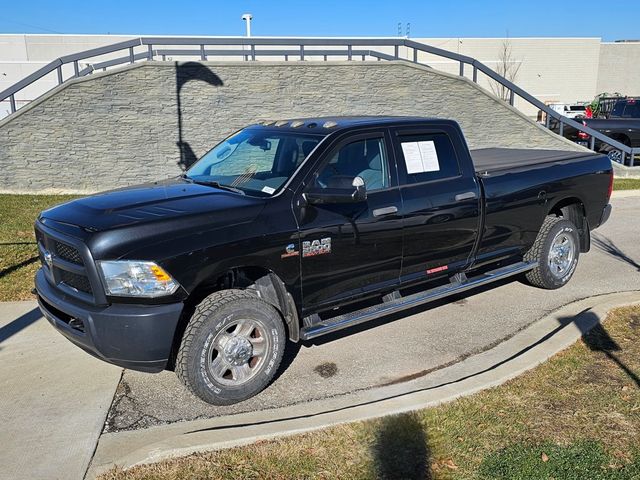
[106,194,640,432]
[0,303,121,480]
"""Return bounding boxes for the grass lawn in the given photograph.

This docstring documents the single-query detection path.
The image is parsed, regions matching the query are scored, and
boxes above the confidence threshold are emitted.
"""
[614,178,640,191]
[101,305,640,480]
[0,194,80,302]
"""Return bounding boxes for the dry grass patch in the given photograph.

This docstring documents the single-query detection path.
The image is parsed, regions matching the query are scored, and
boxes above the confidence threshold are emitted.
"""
[614,178,640,190]
[0,194,80,301]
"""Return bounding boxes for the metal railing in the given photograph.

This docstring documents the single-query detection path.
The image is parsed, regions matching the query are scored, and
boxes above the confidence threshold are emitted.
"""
[1,36,637,166]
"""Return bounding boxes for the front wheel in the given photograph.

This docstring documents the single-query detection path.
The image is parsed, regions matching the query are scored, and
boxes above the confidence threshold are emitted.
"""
[524,216,580,289]
[176,289,286,405]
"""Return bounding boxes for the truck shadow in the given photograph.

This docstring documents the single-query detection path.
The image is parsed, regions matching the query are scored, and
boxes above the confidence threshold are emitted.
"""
[592,232,640,271]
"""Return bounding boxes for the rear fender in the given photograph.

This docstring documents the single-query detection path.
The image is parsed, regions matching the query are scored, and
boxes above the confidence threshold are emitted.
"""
[549,200,590,253]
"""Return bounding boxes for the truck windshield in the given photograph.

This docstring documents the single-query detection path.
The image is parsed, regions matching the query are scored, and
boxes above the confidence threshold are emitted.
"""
[186,128,324,196]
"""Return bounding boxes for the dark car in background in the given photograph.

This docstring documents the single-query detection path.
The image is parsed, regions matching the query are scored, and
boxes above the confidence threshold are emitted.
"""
[559,97,640,164]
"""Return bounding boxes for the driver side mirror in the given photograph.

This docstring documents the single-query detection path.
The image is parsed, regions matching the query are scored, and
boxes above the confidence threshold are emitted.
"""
[304,176,367,205]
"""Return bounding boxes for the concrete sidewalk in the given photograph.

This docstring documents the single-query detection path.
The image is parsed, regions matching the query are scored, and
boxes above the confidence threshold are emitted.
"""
[0,302,121,480]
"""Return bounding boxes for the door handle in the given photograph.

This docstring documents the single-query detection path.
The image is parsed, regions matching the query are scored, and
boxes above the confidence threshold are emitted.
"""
[455,191,477,202]
[372,206,398,217]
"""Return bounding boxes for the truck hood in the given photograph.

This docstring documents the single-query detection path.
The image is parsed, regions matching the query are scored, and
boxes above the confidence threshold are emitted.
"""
[39,178,266,233]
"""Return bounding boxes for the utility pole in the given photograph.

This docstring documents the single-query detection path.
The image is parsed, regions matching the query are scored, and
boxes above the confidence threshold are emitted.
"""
[241,13,253,37]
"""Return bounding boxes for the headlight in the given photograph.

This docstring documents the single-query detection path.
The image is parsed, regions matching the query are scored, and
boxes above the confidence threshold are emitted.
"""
[97,260,180,297]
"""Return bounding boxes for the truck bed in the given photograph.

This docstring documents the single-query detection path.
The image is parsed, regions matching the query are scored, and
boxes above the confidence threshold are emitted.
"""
[470,148,600,173]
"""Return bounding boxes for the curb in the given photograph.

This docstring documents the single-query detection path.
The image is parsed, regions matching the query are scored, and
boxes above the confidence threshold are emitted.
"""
[612,189,640,198]
[86,290,640,479]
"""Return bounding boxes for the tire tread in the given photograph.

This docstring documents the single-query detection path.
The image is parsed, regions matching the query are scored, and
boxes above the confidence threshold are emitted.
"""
[175,289,271,400]
[524,215,580,289]
[524,216,561,287]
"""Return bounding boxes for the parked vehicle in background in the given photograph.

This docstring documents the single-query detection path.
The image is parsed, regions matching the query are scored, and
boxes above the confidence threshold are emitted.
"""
[559,97,640,164]
[34,117,613,405]
[548,103,588,119]
[589,94,626,119]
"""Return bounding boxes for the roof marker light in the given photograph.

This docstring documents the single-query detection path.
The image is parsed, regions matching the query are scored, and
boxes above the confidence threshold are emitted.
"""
[275,120,289,127]
[322,121,338,128]
[261,120,276,126]
[290,120,305,128]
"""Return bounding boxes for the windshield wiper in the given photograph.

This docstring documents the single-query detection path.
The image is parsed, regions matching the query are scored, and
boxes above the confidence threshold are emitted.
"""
[187,177,246,195]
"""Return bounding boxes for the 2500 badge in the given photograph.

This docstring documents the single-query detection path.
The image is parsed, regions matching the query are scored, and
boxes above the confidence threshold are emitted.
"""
[303,237,331,257]
[280,237,332,259]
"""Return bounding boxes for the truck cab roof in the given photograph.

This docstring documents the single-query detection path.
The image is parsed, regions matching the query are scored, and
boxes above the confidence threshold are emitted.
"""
[252,116,446,133]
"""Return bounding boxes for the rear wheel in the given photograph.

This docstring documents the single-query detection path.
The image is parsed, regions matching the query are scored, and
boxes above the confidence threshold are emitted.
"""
[524,216,580,289]
[600,136,630,164]
[607,149,623,164]
[176,289,286,405]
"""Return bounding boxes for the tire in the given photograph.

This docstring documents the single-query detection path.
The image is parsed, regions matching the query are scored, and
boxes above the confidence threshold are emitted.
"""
[176,289,286,405]
[524,216,580,289]
[600,137,630,164]
[607,149,623,164]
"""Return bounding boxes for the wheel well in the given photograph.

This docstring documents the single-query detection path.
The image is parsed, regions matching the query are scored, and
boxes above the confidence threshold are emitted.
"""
[599,133,631,153]
[611,133,631,146]
[166,266,300,371]
[548,198,589,252]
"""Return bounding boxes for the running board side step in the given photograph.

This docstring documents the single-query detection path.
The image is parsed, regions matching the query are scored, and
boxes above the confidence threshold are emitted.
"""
[299,261,537,341]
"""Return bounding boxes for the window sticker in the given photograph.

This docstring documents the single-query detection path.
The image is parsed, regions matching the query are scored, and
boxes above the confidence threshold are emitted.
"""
[401,140,440,174]
[261,186,276,194]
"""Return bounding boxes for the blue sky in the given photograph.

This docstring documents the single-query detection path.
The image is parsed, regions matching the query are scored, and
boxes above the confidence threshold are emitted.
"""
[1,1,638,41]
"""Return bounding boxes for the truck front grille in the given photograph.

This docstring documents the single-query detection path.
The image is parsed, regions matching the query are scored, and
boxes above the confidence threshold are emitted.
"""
[54,241,83,265]
[59,270,93,294]
[35,222,100,304]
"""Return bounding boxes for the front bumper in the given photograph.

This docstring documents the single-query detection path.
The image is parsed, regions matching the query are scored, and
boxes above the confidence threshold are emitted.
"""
[36,269,183,372]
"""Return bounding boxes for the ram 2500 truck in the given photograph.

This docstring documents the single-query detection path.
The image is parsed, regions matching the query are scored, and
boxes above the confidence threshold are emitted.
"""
[35,117,613,404]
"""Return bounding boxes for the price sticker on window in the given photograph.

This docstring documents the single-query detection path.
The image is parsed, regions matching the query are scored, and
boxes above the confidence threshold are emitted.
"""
[401,140,440,174]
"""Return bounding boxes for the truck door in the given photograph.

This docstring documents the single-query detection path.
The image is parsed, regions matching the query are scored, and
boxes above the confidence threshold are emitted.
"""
[390,124,481,285]
[294,130,403,313]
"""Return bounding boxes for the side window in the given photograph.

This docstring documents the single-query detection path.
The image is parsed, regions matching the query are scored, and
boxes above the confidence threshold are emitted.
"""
[315,137,389,191]
[622,102,640,118]
[397,133,460,184]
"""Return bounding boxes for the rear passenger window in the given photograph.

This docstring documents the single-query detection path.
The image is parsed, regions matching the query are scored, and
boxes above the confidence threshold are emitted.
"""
[398,133,460,184]
[622,102,640,118]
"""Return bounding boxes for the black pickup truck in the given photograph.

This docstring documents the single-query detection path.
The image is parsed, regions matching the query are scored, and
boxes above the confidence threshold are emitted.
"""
[35,117,613,404]
[562,98,640,163]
